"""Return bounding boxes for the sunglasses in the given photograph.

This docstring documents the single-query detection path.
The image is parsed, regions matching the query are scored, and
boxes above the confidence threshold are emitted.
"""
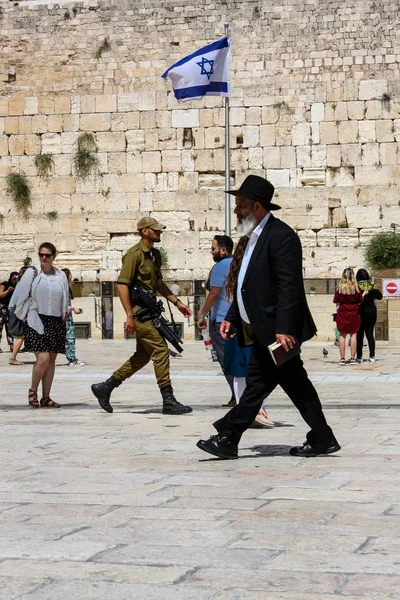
[38,253,53,258]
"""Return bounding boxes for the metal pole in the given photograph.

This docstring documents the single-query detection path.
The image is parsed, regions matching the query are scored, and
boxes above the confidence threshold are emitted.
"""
[224,23,231,236]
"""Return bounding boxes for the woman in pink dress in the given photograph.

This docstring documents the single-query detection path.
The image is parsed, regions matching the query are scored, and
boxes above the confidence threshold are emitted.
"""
[333,268,364,365]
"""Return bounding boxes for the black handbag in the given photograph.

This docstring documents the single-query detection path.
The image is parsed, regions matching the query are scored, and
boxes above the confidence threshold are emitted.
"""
[8,267,38,337]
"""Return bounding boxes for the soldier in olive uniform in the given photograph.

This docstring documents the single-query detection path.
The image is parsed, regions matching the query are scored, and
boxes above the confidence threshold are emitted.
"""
[91,217,193,415]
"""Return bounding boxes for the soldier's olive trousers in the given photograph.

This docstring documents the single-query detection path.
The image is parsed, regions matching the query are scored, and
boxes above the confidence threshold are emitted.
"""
[113,319,171,389]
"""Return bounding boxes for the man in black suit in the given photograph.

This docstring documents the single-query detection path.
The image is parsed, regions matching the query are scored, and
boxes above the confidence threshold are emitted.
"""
[197,175,340,459]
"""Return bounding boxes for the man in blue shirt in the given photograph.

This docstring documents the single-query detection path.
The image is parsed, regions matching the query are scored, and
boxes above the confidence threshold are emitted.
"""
[198,235,234,402]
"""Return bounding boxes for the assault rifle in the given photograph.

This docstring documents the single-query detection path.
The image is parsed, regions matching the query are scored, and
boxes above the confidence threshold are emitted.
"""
[130,282,184,354]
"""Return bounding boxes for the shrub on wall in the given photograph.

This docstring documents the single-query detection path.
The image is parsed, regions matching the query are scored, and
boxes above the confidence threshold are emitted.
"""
[5,172,32,214]
[366,232,400,269]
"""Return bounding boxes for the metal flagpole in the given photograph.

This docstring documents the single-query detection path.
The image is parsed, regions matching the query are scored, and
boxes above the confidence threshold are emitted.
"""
[224,23,231,236]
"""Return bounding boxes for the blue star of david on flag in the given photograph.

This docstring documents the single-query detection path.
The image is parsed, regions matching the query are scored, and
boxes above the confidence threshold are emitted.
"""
[196,57,214,80]
[162,36,230,102]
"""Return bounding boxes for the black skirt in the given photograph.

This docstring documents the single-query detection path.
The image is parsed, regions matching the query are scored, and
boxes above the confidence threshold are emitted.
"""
[24,314,66,354]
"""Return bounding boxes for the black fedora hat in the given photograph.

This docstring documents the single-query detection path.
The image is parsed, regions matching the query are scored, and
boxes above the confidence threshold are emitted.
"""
[226,175,281,210]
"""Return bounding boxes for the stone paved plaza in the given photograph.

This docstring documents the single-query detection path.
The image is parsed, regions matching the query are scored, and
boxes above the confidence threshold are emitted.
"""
[0,338,400,599]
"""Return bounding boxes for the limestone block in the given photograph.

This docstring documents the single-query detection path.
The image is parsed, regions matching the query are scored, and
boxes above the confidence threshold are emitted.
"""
[0,135,9,156]
[126,130,145,152]
[376,120,394,143]
[0,98,8,117]
[117,93,139,112]
[311,146,326,168]
[311,103,324,122]
[151,211,190,231]
[334,102,348,121]
[54,97,71,114]
[181,150,194,172]
[266,169,290,188]
[80,113,111,132]
[249,147,263,169]
[380,143,397,165]
[31,115,47,134]
[142,151,162,173]
[338,121,357,144]
[41,133,61,154]
[172,110,199,128]
[204,127,225,149]
[95,95,117,113]
[298,229,317,247]
[107,153,127,174]
[53,154,72,176]
[47,115,63,133]
[126,152,142,173]
[326,145,341,167]
[139,91,156,112]
[80,96,96,114]
[296,146,312,168]
[8,135,24,155]
[231,107,245,126]
[341,144,362,166]
[261,105,280,124]
[61,132,79,154]
[24,134,41,155]
[242,126,259,147]
[18,117,32,134]
[96,132,126,152]
[358,121,376,144]
[23,97,38,116]
[365,100,382,120]
[9,98,23,117]
[260,124,275,147]
[347,101,365,120]
[301,168,326,186]
[346,205,380,228]
[161,150,182,172]
[139,192,153,212]
[292,123,311,146]
[320,122,338,144]
[4,118,19,135]
[327,166,355,186]
[361,143,379,166]
[359,79,388,101]
[140,111,156,129]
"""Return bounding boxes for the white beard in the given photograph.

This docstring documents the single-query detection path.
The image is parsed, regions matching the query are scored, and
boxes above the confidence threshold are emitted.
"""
[237,213,257,236]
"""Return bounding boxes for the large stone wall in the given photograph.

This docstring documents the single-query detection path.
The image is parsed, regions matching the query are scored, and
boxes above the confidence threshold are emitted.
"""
[0,0,399,281]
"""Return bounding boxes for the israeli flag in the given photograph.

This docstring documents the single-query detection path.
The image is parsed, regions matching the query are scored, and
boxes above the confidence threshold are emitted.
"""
[162,36,230,102]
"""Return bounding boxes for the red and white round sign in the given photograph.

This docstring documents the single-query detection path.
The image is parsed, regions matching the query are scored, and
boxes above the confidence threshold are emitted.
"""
[386,281,398,294]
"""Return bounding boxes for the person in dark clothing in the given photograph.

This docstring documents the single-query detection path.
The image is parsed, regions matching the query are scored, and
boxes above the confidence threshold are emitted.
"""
[356,268,383,363]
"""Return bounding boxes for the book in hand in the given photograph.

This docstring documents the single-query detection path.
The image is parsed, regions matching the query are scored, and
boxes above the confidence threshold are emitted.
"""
[268,339,300,367]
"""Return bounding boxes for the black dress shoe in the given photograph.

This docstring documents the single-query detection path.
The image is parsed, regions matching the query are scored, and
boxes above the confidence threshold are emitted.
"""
[196,435,238,459]
[290,439,341,457]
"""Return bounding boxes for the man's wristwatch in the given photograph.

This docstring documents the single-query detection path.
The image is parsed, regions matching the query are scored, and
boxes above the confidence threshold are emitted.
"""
[173,298,181,306]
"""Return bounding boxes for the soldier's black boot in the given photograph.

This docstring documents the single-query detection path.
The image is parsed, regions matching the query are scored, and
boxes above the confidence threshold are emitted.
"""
[91,376,121,413]
[161,386,193,415]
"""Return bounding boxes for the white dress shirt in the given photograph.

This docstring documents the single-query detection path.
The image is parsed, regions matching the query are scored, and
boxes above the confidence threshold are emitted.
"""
[237,212,271,323]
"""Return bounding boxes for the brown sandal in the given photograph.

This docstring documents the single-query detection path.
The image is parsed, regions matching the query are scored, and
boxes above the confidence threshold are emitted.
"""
[28,389,39,408]
[40,397,61,408]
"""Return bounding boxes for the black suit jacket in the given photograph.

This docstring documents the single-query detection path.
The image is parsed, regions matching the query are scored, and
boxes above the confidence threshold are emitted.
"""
[226,214,317,347]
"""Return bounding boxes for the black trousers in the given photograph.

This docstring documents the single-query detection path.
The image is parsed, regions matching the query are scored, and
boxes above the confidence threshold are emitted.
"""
[356,315,376,359]
[213,338,334,447]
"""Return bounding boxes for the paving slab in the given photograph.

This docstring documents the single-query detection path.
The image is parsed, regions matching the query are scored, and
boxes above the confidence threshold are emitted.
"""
[0,339,400,599]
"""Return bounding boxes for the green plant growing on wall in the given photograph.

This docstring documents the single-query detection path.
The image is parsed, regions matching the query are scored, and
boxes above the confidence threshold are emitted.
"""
[5,172,32,214]
[158,247,169,268]
[34,153,54,183]
[366,232,400,269]
[46,211,58,222]
[73,133,99,180]
[95,37,111,59]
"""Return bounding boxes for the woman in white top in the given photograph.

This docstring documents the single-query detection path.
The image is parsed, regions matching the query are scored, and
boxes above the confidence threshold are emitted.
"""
[12,243,69,408]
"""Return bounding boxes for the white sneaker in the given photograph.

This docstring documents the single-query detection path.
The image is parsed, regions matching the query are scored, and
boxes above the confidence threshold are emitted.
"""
[368,357,376,363]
